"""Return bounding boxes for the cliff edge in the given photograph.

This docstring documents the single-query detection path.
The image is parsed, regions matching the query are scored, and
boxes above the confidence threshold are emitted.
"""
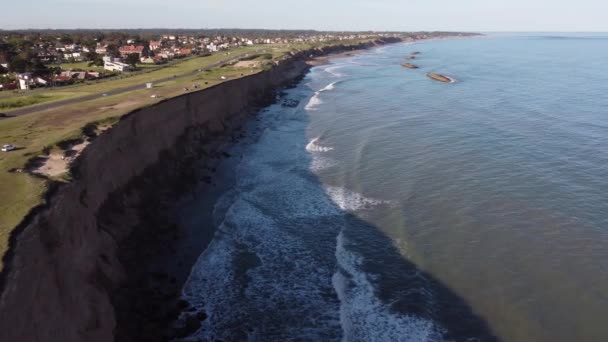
[0,38,402,342]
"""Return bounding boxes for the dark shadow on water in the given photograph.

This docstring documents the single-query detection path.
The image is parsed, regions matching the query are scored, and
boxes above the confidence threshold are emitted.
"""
[340,211,498,341]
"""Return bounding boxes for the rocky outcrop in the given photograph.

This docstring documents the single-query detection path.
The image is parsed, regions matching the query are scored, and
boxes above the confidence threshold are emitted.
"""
[0,38,402,342]
[427,73,455,83]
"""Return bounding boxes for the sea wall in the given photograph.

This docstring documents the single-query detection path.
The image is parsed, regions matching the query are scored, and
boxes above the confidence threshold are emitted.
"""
[0,38,400,342]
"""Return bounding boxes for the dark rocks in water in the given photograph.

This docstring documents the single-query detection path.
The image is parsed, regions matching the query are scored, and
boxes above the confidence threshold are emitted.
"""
[196,311,207,321]
[427,73,454,83]
[281,99,300,108]
[172,313,203,339]
[401,63,419,69]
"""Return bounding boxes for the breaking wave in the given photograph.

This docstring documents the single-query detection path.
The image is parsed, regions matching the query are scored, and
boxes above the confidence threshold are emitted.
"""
[320,81,338,92]
[305,92,323,111]
[333,231,444,342]
[324,186,395,212]
[325,65,347,77]
[306,137,334,152]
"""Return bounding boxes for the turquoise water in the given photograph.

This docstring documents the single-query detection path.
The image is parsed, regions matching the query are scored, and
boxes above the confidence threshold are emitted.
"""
[180,35,608,341]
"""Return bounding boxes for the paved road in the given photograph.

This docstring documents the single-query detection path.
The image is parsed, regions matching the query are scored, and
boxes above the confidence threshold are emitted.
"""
[5,51,258,117]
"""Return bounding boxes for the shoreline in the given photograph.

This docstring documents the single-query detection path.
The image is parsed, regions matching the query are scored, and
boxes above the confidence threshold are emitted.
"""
[119,40,405,340]
[0,37,406,342]
[0,34,482,341]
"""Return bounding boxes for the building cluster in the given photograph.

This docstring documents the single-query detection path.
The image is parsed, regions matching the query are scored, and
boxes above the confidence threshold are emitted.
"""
[0,31,440,91]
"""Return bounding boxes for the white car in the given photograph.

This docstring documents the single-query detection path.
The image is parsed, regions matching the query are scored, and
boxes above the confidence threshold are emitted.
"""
[1,144,16,152]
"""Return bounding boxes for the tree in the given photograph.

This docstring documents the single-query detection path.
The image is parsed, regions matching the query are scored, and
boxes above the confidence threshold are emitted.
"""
[85,50,98,62]
[8,56,27,73]
[30,58,48,76]
[106,44,120,58]
[59,35,74,45]
[89,56,104,67]
[125,53,140,67]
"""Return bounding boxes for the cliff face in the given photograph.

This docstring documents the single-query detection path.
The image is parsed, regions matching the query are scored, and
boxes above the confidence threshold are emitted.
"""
[0,39,400,342]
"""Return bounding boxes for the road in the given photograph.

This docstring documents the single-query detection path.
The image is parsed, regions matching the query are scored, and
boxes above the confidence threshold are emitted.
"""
[5,51,258,117]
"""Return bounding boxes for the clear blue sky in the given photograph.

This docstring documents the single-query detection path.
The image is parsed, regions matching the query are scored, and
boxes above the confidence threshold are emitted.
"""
[3,0,607,31]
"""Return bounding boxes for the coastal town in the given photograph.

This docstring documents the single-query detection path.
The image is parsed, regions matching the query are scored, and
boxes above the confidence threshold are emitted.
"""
[0,30,467,91]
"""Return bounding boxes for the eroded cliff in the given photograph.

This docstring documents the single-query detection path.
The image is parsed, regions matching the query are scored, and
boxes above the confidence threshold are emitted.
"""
[0,39,401,342]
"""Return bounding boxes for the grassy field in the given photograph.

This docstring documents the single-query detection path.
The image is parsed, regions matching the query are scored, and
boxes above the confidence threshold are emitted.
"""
[0,39,380,270]
[0,94,64,110]
[48,61,106,73]
[0,46,262,110]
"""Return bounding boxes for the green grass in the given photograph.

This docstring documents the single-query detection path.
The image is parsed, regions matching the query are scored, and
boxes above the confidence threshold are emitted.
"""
[1,46,261,111]
[0,94,64,110]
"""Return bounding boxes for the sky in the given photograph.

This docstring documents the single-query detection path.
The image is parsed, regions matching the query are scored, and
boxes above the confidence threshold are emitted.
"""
[3,0,608,32]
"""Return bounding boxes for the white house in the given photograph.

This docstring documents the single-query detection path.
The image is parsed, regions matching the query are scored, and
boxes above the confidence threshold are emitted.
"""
[96,45,108,54]
[17,73,36,90]
[104,58,130,72]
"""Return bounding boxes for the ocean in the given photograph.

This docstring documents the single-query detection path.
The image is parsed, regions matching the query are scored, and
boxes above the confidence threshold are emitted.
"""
[177,34,608,341]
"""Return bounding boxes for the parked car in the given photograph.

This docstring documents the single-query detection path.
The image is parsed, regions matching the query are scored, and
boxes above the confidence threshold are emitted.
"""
[2,144,16,152]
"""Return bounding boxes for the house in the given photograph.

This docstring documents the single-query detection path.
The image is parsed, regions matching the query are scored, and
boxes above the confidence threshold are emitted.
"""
[119,45,146,57]
[149,40,161,50]
[35,77,48,86]
[60,71,98,80]
[52,75,73,86]
[158,50,175,59]
[17,73,36,90]
[95,44,108,54]
[104,59,131,72]
[177,48,192,56]
[63,52,82,61]
[140,56,156,64]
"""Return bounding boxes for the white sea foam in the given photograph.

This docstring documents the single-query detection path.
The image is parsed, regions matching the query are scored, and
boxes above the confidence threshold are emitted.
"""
[320,81,338,92]
[325,186,394,212]
[310,155,338,172]
[182,195,341,340]
[306,137,334,153]
[181,108,343,339]
[305,82,339,111]
[325,65,347,77]
[305,92,323,111]
[333,232,443,342]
